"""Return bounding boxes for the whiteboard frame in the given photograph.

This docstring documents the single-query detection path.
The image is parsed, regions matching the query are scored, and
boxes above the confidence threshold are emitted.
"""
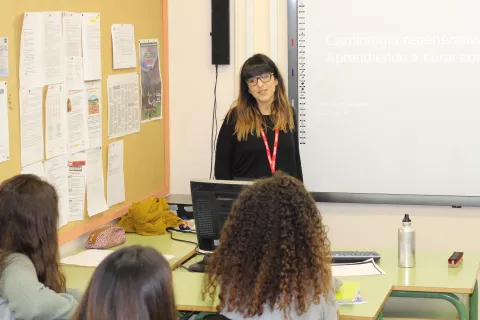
[287,0,480,207]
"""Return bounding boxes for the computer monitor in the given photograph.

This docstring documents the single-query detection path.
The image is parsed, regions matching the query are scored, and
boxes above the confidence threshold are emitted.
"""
[190,179,252,251]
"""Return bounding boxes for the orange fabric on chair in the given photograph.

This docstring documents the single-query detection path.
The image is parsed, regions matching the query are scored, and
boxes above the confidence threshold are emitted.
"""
[117,197,183,236]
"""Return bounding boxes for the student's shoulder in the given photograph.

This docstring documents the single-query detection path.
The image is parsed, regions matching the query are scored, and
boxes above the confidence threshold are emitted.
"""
[3,253,35,270]
[5,252,31,263]
[0,253,36,284]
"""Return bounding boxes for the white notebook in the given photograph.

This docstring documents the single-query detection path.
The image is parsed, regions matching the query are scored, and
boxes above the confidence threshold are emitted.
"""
[332,258,386,277]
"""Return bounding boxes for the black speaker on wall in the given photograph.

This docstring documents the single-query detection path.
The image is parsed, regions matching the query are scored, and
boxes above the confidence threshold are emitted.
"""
[211,0,230,65]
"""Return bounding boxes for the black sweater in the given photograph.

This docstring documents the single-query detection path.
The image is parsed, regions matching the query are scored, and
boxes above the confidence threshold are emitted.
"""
[214,109,303,181]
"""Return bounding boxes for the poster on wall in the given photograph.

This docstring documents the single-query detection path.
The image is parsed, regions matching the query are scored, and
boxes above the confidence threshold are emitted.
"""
[139,39,162,123]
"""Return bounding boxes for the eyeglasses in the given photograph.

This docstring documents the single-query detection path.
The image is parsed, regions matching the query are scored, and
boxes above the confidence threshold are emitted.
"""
[246,73,274,87]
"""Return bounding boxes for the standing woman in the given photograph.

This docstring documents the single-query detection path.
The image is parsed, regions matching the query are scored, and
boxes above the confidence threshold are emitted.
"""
[215,54,303,181]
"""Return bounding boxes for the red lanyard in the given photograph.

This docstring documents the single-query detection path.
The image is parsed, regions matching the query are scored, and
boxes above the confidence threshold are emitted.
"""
[260,129,279,174]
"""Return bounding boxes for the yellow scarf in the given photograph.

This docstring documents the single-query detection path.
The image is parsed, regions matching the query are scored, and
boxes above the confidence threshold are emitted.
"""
[117,197,183,236]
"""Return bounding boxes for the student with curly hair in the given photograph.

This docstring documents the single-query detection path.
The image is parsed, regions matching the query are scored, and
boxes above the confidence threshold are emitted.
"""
[202,173,338,319]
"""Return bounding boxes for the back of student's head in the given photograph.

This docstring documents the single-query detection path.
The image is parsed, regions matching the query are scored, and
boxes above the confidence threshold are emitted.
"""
[203,172,332,317]
[0,174,65,293]
[74,245,177,320]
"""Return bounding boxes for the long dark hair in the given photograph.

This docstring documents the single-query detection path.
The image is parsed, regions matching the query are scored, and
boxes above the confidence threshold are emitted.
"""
[74,245,177,320]
[228,53,294,141]
[0,174,66,293]
[203,173,333,317]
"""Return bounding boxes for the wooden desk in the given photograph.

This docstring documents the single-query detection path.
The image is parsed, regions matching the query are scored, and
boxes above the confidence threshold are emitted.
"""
[62,237,479,320]
[108,233,198,269]
[372,249,480,320]
[175,249,480,320]
[63,232,198,292]
[172,269,391,320]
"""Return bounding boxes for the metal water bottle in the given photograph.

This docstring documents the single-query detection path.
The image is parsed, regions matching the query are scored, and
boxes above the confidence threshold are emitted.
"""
[398,214,415,268]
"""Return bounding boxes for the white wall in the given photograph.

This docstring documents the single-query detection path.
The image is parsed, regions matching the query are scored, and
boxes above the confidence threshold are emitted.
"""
[321,202,480,251]
[168,0,236,194]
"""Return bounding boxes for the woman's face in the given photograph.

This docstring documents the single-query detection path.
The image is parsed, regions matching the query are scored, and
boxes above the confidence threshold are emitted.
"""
[246,73,278,105]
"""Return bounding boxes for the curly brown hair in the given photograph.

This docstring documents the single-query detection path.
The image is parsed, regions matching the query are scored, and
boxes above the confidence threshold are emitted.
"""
[202,173,333,318]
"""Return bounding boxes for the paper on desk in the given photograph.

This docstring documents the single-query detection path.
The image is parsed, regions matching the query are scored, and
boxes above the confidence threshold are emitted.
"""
[337,295,367,306]
[81,13,101,81]
[107,141,125,206]
[20,88,44,167]
[85,81,102,149]
[0,37,8,77]
[44,12,64,85]
[68,89,89,154]
[61,249,174,267]
[0,82,9,163]
[332,259,386,277]
[45,83,68,159]
[45,155,69,227]
[86,147,108,216]
[61,249,114,267]
[68,152,87,222]
[20,12,45,89]
[21,161,47,181]
[112,24,136,69]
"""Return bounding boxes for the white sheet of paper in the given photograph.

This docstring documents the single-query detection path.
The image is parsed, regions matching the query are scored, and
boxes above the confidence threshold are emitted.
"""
[66,56,84,91]
[45,155,69,227]
[61,249,174,267]
[0,82,9,163]
[85,81,102,149]
[332,259,386,277]
[81,13,101,81]
[44,12,64,85]
[86,147,109,216]
[61,249,114,267]
[111,24,136,69]
[107,140,125,206]
[68,152,87,221]
[20,87,44,167]
[20,13,45,89]
[46,83,68,159]
[21,161,47,181]
[63,12,84,90]
[62,12,82,57]
[0,38,8,77]
[68,89,89,154]
[107,72,140,139]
